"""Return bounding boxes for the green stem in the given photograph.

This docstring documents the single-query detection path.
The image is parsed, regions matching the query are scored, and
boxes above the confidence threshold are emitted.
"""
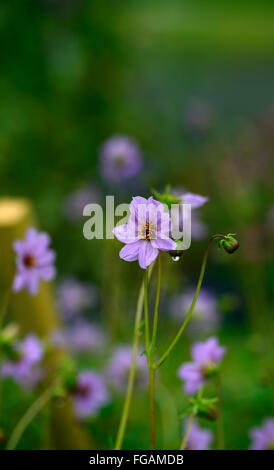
[216,374,225,450]
[148,253,162,449]
[149,368,156,449]
[144,269,150,365]
[151,253,162,364]
[156,235,225,369]
[6,385,54,450]
[0,285,12,418]
[114,264,154,450]
[180,413,195,450]
[0,286,11,329]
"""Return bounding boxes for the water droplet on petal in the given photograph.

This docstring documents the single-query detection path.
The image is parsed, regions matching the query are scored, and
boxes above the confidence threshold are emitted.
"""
[172,256,180,262]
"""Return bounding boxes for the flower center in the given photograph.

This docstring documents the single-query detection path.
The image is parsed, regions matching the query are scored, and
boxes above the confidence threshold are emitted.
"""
[139,222,156,241]
[114,154,125,167]
[76,383,91,399]
[23,254,36,268]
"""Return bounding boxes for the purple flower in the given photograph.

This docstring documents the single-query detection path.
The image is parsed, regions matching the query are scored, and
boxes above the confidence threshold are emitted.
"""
[113,196,176,269]
[1,334,44,389]
[107,346,147,392]
[183,419,213,450]
[249,418,274,450]
[57,277,97,319]
[171,189,208,240]
[181,192,208,209]
[64,184,101,222]
[13,227,56,296]
[72,371,109,419]
[170,288,219,335]
[52,321,107,354]
[99,135,143,182]
[178,337,226,394]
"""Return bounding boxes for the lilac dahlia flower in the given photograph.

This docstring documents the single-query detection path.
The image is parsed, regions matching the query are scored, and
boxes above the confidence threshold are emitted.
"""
[178,337,226,394]
[249,418,274,450]
[170,288,219,335]
[1,334,44,389]
[107,346,147,392]
[13,227,56,296]
[72,371,109,419]
[57,277,97,319]
[183,419,213,450]
[99,135,143,182]
[52,321,107,354]
[113,196,176,269]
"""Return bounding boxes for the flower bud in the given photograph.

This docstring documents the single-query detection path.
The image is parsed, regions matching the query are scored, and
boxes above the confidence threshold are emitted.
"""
[190,396,218,421]
[0,323,19,346]
[58,358,77,392]
[196,402,218,421]
[151,187,181,209]
[219,234,239,254]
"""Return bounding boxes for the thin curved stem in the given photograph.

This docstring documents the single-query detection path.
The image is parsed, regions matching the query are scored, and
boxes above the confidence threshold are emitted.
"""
[151,253,162,364]
[114,264,154,450]
[6,385,54,450]
[144,269,150,365]
[180,413,195,450]
[156,235,225,369]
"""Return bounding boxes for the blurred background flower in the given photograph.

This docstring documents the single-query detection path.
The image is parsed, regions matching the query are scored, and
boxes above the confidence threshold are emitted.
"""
[182,418,213,450]
[0,0,273,450]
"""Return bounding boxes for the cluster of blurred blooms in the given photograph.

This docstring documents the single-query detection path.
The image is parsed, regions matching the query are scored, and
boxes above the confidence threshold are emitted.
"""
[0,129,273,449]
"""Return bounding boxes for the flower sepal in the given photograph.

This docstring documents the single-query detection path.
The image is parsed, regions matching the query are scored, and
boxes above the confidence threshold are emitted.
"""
[151,187,181,209]
[189,395,218,421]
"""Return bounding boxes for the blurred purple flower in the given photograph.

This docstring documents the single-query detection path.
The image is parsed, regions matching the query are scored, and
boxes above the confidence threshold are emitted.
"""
[1,334,44,389]
[64,184,101,222]
[170,288,219,335]
[107,346,147,392]
[57,277,97,319]
[178,337,226,394]
[183,419,213,450]
[72,371,109,419]
[181,192,209,209]
[99,135,143,183]
[52,321,107,354]
[184,100,213,135]
[13,227,56,296]
[171,188,208,240]
[113,196,176,269]
[249,418,274,450]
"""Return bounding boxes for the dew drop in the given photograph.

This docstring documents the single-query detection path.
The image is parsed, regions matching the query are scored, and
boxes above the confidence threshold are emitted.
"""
[172,256,180,262]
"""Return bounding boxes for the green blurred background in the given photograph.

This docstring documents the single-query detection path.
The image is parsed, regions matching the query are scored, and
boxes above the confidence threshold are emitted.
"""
[0,0,274,450]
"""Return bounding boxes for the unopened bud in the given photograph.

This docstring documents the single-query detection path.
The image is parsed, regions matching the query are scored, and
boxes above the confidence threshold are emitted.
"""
[219,234,239,254]
[151,187,181,209]
[197,402,218,421]
[190,396,218,421]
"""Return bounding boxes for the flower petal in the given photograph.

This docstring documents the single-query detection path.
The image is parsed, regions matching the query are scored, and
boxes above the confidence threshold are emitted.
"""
[119,241,142,262]
[113,224,137,244]
[151,237,176,251]
[138,241,158,269]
